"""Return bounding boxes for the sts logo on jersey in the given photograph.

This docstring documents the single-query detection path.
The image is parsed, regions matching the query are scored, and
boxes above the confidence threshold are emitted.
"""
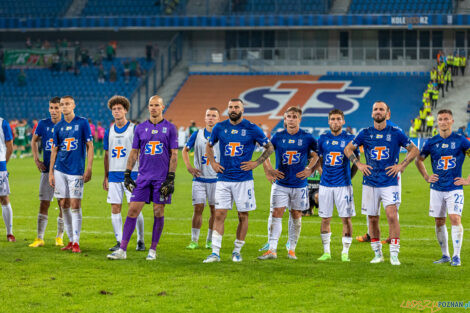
[144,141,163,155]
[111,146,127,159]
[225,142,244,156]
[282,151,301,165]
[437,156,456,170]
[45,138,54,151]
[201,153,215,166]
[62,138,78,151]
[325,152,343,166]
[370,146,390,160]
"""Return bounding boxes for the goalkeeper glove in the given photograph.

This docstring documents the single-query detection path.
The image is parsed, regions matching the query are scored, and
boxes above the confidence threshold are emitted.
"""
[124,169,136,192]
[160,172,175,197]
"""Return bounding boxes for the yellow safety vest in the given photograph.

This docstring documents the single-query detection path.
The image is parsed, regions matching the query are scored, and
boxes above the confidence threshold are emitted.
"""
[445,70,452,81]
[424,101,431,111]
[438,63,445,72]
[461,57,466,66]
[414,118,422,130]
[432,128,438,136]
[426,115,434,127]
[409,126,417,138]
[454,57,460,66]
[430,70,437,81]
[419,109,427,119]
[448,56,453,65]
[438,73,444,84]
[432,89,439,100]
[427,83,434,90]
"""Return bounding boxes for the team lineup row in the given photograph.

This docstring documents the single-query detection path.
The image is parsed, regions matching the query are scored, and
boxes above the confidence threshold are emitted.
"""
[0,95,467,266]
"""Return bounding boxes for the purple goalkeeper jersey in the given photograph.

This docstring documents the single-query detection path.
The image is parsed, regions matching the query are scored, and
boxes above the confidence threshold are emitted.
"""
[132,119,178,181]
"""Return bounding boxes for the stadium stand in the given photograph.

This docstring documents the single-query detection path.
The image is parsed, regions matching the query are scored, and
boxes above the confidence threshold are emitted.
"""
[82,0,184,16]
[0,58,154,123]
[0,0,73,18]
[231,0,332,14]
[349,0,454,14]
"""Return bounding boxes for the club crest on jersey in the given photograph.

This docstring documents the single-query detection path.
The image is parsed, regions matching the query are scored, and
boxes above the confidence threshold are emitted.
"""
[45,138,53,151]
[340,141,345,148]
[386,134,391,142]
[75,125,79,131]
[241,129,246,136]
[225,142,244,156]
[111,146,127,158]
[163,127,167,134]
[288,139,295,144]
[282,151,301,165]
[325,152,343,166]
[370,146,389,160]
[451,142,456,149]
[62,138,78,151]
[437,156,456,170]
[298,139,303,146]
[144,141,163,155]
[152,130,158,134]
[231,130,239,135]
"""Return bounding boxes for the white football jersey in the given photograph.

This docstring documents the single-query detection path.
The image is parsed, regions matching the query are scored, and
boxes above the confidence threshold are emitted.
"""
[0,118,7,163]
[108,122,138,172]
[193,128,219,180]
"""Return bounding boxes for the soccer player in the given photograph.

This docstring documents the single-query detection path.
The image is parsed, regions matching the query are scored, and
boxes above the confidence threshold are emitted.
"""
[316,109,358,262]
[257,106,317,261]
[107,95,178,261]
[182,108,220,250]
[0,115,15,242]
[415,109,469,266]
[49,96,94,253]
[344,101,419,265]
[29,97,69,247]
[203,98,273,263]
[103,96,145,252]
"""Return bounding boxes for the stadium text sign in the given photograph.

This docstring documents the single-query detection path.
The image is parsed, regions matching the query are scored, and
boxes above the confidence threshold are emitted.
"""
[390,16,429,25]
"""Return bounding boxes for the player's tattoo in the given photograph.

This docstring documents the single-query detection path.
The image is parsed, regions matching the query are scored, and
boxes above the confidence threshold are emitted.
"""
[255,142,274,165]
[169,149,178,172]
[348,154,358,165]
[400,157,409,166]
[126,149,139,170]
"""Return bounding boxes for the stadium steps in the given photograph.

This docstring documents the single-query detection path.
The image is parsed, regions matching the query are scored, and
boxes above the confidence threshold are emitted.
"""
[457,0,470,13]
[435,74,470,130]
[65,0,89,17]
[330,0,351,14]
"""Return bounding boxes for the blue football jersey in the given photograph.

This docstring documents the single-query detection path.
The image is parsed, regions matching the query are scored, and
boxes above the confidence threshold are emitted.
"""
[271,129,317,188]
[34,118,57,173]
[420,132,470,192]
[53,116,93,175]
[209,119,269,182]
[318,131,357,187]
[352,125,411,187]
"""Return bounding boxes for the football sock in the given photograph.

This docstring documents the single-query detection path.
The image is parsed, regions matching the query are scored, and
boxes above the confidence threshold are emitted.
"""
[287,210,294,240]
[191,228,200,242]
[150,216,164,250]
[269,217,282,251]
[451,225,463,258]
[111,213,123,242]
[371,238,382,256]
[37,213,48,240]
[435,225,449,257]
[136,212,144,243]
[267,210,273,238]
[1,203,13,235]
[206,229,213,242]
[321,232,331,254]
[233,239,245,254]
[71,208,82,244]
[212,230,222,255]
[57,217,64,239]
[342,236,352,254]
[289,218,302,251]
[120,216,137,251]
[390,238,400,258]
[62,208,73,242]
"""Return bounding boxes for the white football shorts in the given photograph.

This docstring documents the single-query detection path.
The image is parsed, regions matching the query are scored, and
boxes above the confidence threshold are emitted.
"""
[39,172,54,201]
[0,171,10,196]
[429,189,464,218]
[318,185,355,218]
[270,183,308,211]
[107,182,132,204]
[54,170,84,199]
[361,185,400,216]
[215,180,256,212]
[192,181,216,206]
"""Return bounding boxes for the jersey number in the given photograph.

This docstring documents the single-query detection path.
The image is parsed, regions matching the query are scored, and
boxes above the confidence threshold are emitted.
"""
[282,151,301,165]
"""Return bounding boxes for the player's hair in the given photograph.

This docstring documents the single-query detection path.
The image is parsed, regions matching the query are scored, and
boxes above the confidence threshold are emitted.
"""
[437,109,453,116]
[285,106,302,116]
[328,109,344,119]
[108,95,130,111]
[49,96,60,104]
[374,101,390,112]
[229,98,244,104]
[61,95,75,101]
[206,107,220,114]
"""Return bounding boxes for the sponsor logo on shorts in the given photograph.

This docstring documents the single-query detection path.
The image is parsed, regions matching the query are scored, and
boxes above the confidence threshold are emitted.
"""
[370,146,389,160]
[325,152,343,166]
[282,151,301,165]
[225,142,244,156]
[437,156,456,170]
[61,138,78,151]
[112,146,127,158]
[144,141,163,155]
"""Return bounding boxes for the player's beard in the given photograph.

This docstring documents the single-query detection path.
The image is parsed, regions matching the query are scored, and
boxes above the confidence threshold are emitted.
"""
[229,112,242,122]
[373,115,386,123]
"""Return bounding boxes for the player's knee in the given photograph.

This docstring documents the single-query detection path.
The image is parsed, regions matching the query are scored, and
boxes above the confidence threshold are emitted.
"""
[194,204,204,215]
[238,212,248,223]
[448,214,461,226]
[0,196,9,205]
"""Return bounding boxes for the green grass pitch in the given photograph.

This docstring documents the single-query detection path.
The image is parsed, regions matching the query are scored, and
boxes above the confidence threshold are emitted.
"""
[0,153,468,313]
